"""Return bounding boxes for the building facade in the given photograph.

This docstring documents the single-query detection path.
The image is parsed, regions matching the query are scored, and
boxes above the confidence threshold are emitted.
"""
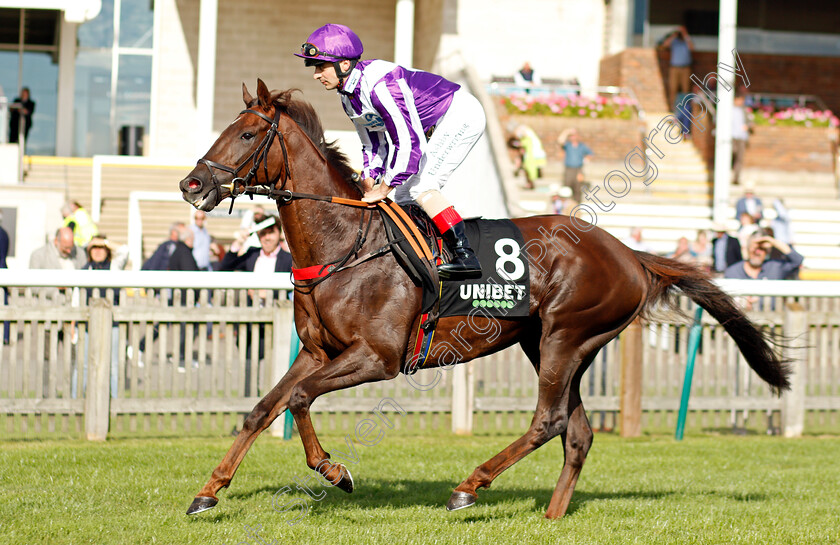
[1,0,839,159]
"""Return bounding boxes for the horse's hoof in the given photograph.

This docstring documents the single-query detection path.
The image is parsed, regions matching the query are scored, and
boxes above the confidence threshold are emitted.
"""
[186,496,218,515]
[334,466,354,494]
[446,491,477,511]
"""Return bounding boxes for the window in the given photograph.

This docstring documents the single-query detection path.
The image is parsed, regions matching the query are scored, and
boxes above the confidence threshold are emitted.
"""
[0,8,59,155]
[74,0,154,156]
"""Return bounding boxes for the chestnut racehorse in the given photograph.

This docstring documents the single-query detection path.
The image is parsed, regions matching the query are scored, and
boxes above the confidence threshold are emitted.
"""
[179,80,790,519]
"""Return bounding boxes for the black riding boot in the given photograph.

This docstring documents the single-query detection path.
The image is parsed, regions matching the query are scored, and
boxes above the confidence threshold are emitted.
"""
[438,221,482,280]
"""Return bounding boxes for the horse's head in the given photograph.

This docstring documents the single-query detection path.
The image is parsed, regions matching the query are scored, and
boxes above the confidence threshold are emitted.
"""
[180,79,286,211]
[181,80,360,212]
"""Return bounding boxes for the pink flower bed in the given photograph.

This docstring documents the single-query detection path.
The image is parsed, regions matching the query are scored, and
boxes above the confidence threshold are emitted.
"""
[501,93,637,120]
[750,106,839,128]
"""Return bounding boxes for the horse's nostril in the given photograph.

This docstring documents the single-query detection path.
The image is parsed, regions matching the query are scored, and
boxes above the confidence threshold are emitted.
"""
[188,179,200,190]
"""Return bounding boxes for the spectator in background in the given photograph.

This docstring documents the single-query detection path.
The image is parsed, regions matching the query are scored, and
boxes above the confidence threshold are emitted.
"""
[558,128,593,203]
[82,235,129,274]
[725,232,803,281]
[674,91,693,138]
[235,205,268,254]
[731,93,751,185]
[190,210,212,271]
[737,212,760,259]
[622,227,655,253]
[30,226,86,271]
[209,240,226,271]
[142,222,184,270]
[0,212,9,344]
[29,226,85,357]
[689,229,713,271]
[0,212,8,268]
[668,236,693,263]
[220,215,292,276]
[137,224,198,369]
[770,198,794,246]
[167,226,199,272]
[61,201,99,248]
[659,26,694,108]
[735,182,763,223]
[9,86,34,145]
[78,235,125,399]
[550,186,577,215]
[711,222,742,275]
[219,215,292,394]
[725,232,804,310]
[509,124,546,189]
[513,61,542,87]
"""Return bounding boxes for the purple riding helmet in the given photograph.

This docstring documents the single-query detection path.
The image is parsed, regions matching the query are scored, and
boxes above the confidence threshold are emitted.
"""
[295,24,364,76]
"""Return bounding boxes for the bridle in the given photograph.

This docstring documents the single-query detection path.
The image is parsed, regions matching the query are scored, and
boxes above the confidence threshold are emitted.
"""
[196,107,291,213]
[195,105,400,290]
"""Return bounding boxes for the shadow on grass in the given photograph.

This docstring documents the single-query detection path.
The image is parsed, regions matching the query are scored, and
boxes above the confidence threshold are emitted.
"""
[702,490,769,502]
[227,484,285,500]
[221,477,684,521]
[700,427,764,436]
[185,511,240,523]
[196,477,772,524]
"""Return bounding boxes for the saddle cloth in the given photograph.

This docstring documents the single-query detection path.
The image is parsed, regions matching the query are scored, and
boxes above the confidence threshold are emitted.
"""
[439,218,530,318]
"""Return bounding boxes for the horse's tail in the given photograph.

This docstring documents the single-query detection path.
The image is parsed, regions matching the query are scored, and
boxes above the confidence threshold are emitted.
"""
[634,251,791,394]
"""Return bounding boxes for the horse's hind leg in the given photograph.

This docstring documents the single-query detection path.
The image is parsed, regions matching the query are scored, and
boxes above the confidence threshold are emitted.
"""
[187,350,321,514]
[446,342,583,511]
[544,386,593,519]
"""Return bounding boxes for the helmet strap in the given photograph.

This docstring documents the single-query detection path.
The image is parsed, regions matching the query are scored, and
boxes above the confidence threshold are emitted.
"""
[334,59,358,87]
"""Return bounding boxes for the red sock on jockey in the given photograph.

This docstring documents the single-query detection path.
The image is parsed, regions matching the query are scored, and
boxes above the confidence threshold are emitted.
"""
[431,207,462,234]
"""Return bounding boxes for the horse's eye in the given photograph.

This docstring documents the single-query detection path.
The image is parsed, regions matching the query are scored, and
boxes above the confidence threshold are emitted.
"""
[241,132,255,140]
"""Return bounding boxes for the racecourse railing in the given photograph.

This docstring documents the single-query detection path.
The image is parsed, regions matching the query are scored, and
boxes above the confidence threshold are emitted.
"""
[1,270,839,439]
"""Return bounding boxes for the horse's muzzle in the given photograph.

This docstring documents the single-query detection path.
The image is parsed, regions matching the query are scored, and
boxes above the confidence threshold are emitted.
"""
[180,175,220,211]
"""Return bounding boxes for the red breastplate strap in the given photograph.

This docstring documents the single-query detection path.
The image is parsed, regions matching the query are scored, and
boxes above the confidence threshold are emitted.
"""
[292,263,336,281]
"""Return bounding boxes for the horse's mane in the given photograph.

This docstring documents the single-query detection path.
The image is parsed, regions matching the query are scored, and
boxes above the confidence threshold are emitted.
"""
[266,89,359,188]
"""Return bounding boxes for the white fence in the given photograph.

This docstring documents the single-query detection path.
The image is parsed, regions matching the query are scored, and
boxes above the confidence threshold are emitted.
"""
[1,271,839,439]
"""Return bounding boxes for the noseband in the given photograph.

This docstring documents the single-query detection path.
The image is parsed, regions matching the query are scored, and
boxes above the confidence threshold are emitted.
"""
[197,107,292,211]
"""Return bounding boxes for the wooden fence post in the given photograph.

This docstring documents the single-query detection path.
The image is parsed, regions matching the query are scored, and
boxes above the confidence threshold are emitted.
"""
[782,302,807,438]
[85,299,112,441]
[451,362,474,435]
[620,318,643,438]
[269,300,294,437]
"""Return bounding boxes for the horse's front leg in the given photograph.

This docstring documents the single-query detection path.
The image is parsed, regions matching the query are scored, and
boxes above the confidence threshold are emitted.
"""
[288,341,400,493]
[187,349,324,514]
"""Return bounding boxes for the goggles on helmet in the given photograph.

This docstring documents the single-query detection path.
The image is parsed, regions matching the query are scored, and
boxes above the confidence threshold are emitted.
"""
[301,43,345,61]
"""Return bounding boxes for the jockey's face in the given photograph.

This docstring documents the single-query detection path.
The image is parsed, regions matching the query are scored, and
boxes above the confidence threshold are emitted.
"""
[313,59,353,91]
[313,63,340,90]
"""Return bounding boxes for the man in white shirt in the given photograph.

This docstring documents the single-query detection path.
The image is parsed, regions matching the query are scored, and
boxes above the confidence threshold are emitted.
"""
[219,216,292,275]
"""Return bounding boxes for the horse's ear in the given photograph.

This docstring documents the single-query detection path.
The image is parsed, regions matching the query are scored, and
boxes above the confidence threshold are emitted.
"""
[256,79,271,110]
[242,83,254,106]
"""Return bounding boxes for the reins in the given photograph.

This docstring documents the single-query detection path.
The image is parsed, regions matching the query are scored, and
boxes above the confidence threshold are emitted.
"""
[232,182,424,290]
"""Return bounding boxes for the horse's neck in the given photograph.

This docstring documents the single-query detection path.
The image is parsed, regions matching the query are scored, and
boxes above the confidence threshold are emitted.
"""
[278,130,370,269]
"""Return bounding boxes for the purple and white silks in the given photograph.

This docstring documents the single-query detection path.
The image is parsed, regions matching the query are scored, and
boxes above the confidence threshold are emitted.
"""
[339,60,461,187]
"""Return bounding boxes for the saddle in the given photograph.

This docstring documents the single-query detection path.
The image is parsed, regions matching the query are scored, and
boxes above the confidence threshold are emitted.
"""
[377,202,531,374]
[377,202,443,319]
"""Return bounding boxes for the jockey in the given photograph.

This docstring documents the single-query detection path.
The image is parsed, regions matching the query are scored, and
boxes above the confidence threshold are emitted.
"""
[295,23,484,281]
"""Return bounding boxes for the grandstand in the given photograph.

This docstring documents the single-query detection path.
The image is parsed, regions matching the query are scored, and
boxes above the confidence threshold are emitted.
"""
[17,92,840,279]
[3,1,840,279]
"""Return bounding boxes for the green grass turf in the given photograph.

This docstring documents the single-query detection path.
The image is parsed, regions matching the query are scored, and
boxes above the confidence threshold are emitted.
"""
[1,432,839,544]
